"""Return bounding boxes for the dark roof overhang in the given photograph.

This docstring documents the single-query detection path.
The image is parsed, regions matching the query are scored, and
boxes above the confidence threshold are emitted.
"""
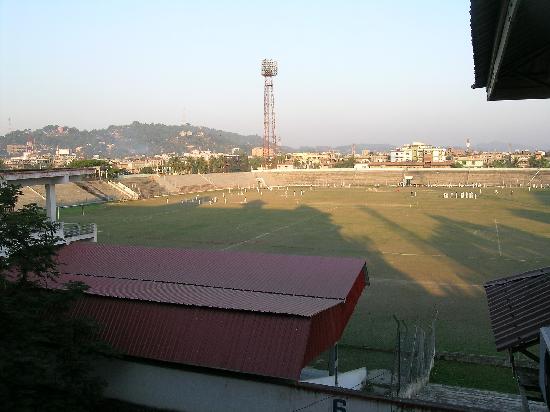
[470,0,550,100]
[484,266,550,351]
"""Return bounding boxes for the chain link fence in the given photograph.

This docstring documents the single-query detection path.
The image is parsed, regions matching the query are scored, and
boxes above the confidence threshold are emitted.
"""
[391,311,438,398]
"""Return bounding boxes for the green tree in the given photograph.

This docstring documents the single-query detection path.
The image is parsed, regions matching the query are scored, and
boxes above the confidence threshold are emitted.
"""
[249,156,263,170]
[0,184,107,411]
[68,159,120,178]
[528,155,550,168]
[450,162,464,168]
[68,159,108,168]
[208,156,225,173]
[491,155,519,168]
[167,156,188,174]
[333,156,356,168]
[140,166,156,174]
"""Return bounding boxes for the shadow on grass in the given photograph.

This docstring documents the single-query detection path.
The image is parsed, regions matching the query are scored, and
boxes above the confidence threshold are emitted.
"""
[59,195,535,391]
[509,208,550,225]
[356,205,550,356]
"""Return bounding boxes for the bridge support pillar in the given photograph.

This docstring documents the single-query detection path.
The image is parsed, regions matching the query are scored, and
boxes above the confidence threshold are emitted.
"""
[45,183,57,221]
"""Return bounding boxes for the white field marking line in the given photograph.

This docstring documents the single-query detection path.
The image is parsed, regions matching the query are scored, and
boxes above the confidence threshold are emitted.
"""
[221,206,338,251]
[372,277,485,289]
[494,218,502,256]
[380,252,444,257]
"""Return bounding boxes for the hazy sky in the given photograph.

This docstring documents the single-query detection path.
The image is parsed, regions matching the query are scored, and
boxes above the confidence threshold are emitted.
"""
[0,0,549,148]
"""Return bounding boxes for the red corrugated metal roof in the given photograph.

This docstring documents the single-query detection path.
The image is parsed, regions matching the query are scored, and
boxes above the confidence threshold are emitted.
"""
[72,296,312,379]
[56,243,364,299]
[52,243,367,380]
[50,273,339,316]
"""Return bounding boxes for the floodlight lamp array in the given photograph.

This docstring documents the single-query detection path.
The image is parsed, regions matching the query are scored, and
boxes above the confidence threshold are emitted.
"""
[261,59,278,77]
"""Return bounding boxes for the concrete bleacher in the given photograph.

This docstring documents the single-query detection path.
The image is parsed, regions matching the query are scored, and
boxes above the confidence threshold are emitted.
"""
[157,173,258,193]
[120,169,550,200]
[17,183,100,208]
[255,170,404,187]
[407,169,550,186]
[18,186,47,207]
[21,183,104,207]
[157,174,216,194]
[255,168,550,188]
[16,169,548,207]
[208,172,258,188]
[16,180,134,208]
[121,177,167,198]
[87,180,136,201]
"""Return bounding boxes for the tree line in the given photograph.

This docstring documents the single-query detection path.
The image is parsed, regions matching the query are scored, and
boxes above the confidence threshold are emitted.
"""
[0,184,109,410]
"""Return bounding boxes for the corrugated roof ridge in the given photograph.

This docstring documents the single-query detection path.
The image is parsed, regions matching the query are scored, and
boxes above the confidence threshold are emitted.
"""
[68,241,366,264]
[484,266,550,287]
[61,271,345,302]
[83,292,321,318]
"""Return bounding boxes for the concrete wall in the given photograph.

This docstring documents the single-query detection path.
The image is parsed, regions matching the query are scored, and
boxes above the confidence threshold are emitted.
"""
[97,359,450,412]
[15,169,550,205]
[255,168,550,188]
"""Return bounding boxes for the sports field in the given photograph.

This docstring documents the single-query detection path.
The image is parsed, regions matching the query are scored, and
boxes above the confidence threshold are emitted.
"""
[60,186,550,391]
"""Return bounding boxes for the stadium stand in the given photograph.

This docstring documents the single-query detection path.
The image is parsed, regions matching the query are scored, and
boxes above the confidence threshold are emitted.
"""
[20,183,104,207]
[14,169,550,205]
[255,169,550,188]
[74,181,112,201]
[257,170,404,187]
[18,186,47,207]
[86,180,136,201]
[120,177,168,198]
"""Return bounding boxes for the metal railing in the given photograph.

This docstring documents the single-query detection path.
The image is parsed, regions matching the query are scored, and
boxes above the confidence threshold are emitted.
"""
[62,222,96,239]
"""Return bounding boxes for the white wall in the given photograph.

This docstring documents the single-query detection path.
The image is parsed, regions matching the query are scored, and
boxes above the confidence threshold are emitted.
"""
[96,359,439,412]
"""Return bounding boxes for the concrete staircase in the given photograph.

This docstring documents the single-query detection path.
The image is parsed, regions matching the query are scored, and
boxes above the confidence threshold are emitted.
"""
[74,181,112,201]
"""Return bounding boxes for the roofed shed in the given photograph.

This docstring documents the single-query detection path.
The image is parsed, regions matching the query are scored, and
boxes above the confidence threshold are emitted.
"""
[484,266,550,352]
[484,267,550,405]
[51,243,368,380]
[470,0,550,100]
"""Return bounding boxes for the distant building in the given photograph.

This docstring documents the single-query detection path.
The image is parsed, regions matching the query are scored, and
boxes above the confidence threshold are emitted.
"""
[6,144,27,156]
[369,153,390,163]
[390,148,413,163]
[455,156,484,168]
[251,147,264,157]
[391,142,447,164]
[511,152,531,168]
[277,164,295,170]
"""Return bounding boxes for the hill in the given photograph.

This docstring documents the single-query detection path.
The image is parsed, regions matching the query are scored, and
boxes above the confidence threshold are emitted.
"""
[0,122,262,157]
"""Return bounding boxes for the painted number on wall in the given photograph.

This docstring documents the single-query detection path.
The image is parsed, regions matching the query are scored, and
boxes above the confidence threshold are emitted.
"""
[333,399,346,412]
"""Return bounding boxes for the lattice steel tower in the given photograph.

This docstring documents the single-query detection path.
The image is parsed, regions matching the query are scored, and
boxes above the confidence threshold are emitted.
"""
[261,59,278,160]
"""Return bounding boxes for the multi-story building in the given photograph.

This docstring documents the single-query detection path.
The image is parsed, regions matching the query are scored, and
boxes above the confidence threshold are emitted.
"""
[391,142,447,164]
[251,147,277,157]
[369,153,390,163]
[478,152,506,166]
[6,144,27,156]
[287,152,343,168]
[390,148,413,163]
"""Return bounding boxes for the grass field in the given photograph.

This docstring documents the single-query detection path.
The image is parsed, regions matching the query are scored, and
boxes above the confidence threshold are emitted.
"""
[59,186,550,392]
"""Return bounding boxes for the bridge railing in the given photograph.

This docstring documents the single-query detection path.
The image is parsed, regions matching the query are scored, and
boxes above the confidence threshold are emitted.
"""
[60,222,97,243]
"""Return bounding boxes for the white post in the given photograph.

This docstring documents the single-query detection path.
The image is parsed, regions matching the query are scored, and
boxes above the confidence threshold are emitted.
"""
[45,183,57,221]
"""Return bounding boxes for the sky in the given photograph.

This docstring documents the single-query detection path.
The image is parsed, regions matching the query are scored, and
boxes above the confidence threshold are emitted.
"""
[0,0,549,148]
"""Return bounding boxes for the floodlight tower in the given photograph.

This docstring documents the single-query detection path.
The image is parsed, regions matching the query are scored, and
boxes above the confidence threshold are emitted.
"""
[261,59,278,161]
